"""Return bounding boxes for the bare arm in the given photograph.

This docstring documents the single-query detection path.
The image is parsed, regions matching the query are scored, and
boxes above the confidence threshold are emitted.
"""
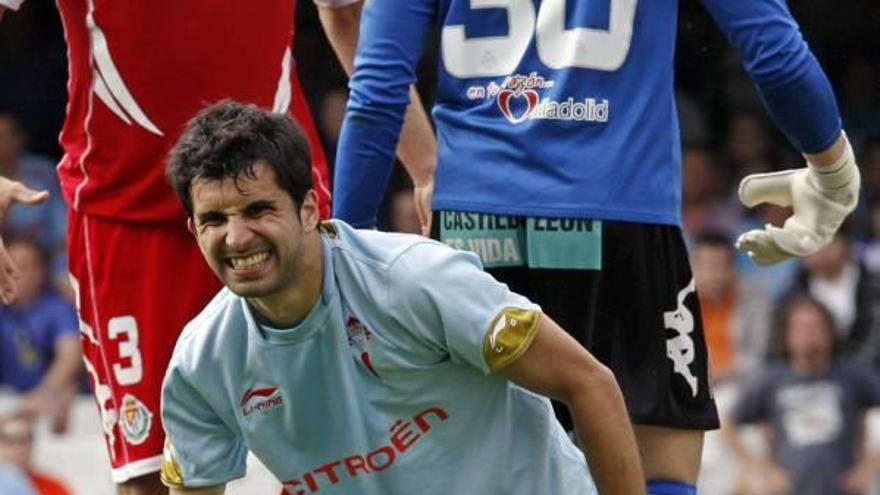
[22,334,81,432]
[318,1,437,234]
[169,486,225,495]
[720,417,791,495]
[0,177,49,303]
[500,314,644,495]
[805,132,846,168]
[42,334,82,391]
[840,413,873,493]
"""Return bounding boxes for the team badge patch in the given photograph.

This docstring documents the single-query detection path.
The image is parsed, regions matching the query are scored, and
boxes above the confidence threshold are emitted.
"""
[483,308,541,372]
[118,393,153,445]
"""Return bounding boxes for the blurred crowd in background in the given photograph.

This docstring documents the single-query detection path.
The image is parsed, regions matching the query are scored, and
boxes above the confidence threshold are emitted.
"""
[2,1,880,494]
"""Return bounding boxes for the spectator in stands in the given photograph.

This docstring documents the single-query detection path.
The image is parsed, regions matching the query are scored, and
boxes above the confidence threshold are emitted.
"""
[691,232,771,385]
[786,228,880,365]
[723,294,880,495]
[0,236,79,433]
[681,145,739,237]
[0,110,68,300]
[0,412,71,495]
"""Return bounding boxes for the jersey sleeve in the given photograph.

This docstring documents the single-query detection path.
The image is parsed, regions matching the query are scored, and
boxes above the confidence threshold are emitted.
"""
[160,362,247,489]
[332,0,434,228]
[387,242,542,374]
[700,0,841,153]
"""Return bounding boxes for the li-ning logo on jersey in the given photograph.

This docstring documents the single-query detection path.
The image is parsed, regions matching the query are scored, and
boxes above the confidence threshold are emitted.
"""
[466,72,609,125]
[664,278,698,397]
[241,386,284,416]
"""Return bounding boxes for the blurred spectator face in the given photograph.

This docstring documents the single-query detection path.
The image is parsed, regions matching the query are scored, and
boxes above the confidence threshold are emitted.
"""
[693,242,734,301]
[802,236,849,279]
[0,114,24,167]
[319,89,348,144]
[784,300,834,367]
[860,140,880,198]
[8,239,47,307]
[727,113,772,175]
[0,414,34,471]
[389,190,421,235]
[682,147,722,205]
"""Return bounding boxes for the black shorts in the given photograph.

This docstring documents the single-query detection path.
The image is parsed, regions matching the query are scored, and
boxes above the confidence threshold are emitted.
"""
[434,211,719,430]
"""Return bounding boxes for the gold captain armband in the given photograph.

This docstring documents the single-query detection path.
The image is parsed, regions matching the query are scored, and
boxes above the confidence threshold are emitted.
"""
[161,437,185,487]
[318,221,338,238]
[483,307,541,372]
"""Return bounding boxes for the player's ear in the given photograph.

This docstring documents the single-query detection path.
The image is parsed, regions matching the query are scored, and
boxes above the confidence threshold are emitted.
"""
[186,217,197,237]
[299,190,320,232]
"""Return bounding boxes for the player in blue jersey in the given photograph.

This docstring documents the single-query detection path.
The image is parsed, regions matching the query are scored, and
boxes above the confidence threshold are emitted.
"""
[159,101,644,495]
[332,1,861,494]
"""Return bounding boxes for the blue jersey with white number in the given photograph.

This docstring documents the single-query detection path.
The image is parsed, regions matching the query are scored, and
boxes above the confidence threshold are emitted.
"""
[334,0,841,227]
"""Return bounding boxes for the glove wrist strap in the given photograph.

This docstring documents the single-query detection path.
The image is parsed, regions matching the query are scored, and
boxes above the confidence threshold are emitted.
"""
[807,134,856,191]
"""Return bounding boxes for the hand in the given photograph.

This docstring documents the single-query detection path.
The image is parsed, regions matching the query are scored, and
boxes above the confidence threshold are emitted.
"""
[413,179,434,237]
[840,462,872,495]
[737,461,792,495]
[22,383,77,434]
[736,137,859,266]
[0,177,50,304]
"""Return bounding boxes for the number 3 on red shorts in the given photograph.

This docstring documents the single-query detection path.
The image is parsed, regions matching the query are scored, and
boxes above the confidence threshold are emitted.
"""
[109,316,143,386]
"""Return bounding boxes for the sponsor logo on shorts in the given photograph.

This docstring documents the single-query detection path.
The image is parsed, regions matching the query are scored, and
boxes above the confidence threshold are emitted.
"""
[241,386,284,417]
[466,71,609,125]
[119,394,153,445]
[281,406,448,495]
[664,278,699,397]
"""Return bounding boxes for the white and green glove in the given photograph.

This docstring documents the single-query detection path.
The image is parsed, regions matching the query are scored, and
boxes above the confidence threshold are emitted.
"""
[736,134,860,266]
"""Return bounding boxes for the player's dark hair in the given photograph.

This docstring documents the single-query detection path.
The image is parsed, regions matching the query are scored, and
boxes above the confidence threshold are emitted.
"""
[773,292,839,363]
[167,100,312,216]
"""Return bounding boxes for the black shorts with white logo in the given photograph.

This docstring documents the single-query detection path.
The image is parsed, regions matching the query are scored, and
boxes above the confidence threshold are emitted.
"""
[433,211,720,430]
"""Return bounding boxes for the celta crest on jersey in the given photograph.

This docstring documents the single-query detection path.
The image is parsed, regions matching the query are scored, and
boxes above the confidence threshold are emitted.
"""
[466,72,609,125]
[346,316,381,379]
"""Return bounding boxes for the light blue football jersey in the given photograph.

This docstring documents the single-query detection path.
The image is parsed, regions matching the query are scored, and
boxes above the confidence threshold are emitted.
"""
[160,220,595,494]
[334,0,841,228]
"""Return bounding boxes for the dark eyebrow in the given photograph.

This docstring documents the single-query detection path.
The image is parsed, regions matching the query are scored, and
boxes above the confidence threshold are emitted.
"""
[196,210,227,225]
[244,200,277,215]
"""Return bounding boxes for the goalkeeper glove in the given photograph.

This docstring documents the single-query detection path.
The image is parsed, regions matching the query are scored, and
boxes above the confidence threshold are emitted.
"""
[735,134,860,266]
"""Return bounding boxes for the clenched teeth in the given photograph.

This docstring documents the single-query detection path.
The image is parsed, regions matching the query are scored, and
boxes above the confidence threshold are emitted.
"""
[230,252,269,270]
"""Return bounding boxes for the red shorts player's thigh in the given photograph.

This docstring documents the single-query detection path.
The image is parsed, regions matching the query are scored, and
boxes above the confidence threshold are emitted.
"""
[67,211,221,481]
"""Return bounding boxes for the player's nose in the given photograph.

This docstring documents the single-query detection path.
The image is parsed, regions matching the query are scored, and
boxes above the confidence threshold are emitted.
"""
[224,216,256,249]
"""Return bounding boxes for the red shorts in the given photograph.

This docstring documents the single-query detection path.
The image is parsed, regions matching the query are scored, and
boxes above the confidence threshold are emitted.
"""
[68,211,221,482]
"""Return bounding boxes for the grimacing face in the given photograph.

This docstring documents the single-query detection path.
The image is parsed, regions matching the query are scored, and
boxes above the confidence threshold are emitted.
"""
[187,161,316,301]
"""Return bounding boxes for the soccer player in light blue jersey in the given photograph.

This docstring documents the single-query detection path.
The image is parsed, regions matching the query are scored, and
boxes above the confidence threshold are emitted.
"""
[332,1,862,494]
[158,101,645,495]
